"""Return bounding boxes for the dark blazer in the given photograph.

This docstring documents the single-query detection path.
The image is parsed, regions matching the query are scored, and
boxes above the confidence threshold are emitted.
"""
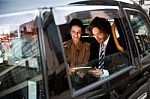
[89,34,119,69]
[105,35,119,56]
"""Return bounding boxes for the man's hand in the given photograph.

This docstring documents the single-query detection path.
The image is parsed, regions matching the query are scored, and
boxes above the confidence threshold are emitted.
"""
[88,68,103,77]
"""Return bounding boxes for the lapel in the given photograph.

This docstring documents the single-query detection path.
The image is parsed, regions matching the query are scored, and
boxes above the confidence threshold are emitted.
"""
[105,35,118,56]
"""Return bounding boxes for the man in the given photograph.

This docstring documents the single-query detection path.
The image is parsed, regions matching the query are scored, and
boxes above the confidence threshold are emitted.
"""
[88,17,119,78]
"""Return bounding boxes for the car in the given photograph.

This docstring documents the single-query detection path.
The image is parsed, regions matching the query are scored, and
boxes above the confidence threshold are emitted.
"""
[0,0,150,99]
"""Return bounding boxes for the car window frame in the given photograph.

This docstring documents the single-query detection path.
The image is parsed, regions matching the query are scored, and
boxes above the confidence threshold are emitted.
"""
[124,8,150,69]
[52,6,135,97]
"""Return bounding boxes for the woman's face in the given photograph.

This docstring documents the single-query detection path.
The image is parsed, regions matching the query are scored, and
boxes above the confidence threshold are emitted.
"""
[92,27,108,43]
[70,25,81,44]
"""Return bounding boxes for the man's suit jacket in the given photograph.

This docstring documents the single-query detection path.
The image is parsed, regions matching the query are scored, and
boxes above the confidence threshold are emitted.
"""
[105,35,119,56]
[89,34,119,69]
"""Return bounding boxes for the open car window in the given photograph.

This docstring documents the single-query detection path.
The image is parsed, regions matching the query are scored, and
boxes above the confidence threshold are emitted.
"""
[53,7,132,97]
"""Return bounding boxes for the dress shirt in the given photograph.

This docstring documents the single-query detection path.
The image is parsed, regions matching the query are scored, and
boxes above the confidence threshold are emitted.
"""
[99,35,110,78]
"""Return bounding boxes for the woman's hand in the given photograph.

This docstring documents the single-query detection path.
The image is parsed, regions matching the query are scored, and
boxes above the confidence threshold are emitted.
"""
[69,68,76,75]
[77,72,85,78]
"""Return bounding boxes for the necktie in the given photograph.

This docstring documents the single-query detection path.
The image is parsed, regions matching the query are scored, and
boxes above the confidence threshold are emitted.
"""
[98,44,105,69]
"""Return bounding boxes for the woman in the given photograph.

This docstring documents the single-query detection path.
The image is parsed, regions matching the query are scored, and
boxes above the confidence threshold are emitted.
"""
[64,18,90,77]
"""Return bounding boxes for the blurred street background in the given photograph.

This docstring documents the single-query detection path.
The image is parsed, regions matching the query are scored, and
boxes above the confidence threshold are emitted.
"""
[134,0,150,16]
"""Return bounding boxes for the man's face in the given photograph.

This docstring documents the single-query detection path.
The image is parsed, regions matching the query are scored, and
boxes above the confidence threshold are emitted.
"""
[70,25,81,43]
[92,27,108,43]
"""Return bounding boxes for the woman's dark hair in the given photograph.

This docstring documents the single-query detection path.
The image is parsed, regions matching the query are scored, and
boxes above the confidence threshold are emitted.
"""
[69,18,83,32]
[88,17,112,35]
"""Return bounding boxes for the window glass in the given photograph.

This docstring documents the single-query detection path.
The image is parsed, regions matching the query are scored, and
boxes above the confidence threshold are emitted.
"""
[125,10,150,57]
[58,9,131,96]
[0,11,45,99]
[42,11,67,97]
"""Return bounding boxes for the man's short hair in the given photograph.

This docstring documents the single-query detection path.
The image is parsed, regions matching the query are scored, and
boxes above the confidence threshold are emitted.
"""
[88,17,112,35]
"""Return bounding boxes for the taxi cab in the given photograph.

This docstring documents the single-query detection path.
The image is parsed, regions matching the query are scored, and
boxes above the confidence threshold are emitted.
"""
[0,0,150,99]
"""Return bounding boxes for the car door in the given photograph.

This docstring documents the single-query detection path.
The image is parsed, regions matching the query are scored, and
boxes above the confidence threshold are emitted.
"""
[50,4,133,98]
[123,7,150,99]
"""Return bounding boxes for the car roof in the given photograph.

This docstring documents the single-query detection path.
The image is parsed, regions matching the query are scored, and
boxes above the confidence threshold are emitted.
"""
[0,0,136,15]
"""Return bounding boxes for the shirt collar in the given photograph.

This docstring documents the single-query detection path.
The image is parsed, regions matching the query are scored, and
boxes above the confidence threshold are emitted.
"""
[103,35,110,47]
[70,40,82,50]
